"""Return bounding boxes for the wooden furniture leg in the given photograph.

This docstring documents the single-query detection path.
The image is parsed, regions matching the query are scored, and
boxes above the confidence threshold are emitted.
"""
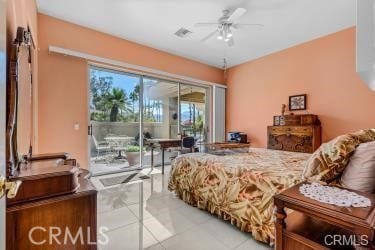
[150,146,154,170]
[138,181,143,250]
[161,148,165,175]
[274,199,286,250]
[146,139,181,175]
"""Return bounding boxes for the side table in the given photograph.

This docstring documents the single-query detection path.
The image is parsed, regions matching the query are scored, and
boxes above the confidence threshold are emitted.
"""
[274,183,375,250]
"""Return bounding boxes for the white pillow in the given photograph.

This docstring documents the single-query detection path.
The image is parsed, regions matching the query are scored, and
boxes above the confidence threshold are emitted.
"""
[340,141,375,193]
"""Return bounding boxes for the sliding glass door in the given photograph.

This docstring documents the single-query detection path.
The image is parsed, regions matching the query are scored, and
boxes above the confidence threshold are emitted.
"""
[180,84,210,148]
[142,77,179,167]
[89,66,141,175]
[89,65,211,175]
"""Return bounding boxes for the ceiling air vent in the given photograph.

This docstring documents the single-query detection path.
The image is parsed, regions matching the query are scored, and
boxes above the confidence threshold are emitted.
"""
[174,28,192,38]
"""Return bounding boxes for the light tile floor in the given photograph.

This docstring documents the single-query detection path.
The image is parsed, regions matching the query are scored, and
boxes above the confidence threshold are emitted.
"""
[97,165,272,250]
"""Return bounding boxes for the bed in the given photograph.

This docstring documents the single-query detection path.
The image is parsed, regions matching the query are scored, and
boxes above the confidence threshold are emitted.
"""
[168,148,311,245]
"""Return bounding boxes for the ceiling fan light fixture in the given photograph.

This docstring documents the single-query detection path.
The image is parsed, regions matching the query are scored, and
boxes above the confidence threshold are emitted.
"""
[196,7,263,48]
[217,29,224,40]
[226,28,233,38]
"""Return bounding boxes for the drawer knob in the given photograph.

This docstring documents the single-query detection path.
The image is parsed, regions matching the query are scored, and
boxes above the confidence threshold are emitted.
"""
[0,176,22,199]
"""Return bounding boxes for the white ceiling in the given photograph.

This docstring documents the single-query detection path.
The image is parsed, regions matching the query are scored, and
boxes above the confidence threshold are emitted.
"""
[36,0,356,68]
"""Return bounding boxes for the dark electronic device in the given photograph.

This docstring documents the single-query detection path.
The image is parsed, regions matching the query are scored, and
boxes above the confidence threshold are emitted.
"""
[227,132,247,143]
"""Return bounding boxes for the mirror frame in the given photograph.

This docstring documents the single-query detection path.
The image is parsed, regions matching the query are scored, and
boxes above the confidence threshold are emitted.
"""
[6,26,33,177]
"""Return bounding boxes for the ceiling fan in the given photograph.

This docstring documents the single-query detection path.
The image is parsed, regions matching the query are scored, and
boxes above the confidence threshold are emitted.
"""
[194,8,264,47]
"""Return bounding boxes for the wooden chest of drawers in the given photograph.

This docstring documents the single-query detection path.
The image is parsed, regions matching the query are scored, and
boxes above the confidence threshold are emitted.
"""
[273,114,319,126]
[6,155,97,250]
[267,125,321,153]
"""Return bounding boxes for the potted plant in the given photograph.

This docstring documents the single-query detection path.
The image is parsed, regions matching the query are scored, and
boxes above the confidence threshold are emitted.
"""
[124,145,144,166]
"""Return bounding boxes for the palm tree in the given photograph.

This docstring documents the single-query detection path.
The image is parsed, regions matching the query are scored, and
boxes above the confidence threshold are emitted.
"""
[133,84,140,95]
[156,100,161,122]
[129,85,140,121]
[129,91,138,115]
[189,104,192,123]
[192,104,196,136]
[90,71,113,111]
[102,88,131,122]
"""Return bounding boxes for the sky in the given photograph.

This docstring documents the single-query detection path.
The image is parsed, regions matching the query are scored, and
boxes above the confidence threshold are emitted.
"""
[92,67,139,94]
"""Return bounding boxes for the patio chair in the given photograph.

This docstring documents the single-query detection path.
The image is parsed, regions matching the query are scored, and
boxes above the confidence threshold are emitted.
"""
[92,136,111,161]
[169,136,197,161]
[181,136,196,153]
[108,138,129,161]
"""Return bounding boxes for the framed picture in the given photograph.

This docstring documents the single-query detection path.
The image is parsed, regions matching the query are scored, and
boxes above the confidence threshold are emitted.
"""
[289,94,306,111]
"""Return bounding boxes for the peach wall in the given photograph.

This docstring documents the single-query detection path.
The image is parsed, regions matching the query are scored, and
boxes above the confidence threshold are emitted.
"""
[38,14,224,84]
[6,0,37,42]
[226,27,375,148]
[37,14,224,168]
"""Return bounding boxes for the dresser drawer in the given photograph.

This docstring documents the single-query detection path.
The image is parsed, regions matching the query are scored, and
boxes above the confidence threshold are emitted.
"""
[300,115,318,125]
[269,126,313,136]
[273,115,319,126]
[267,125,321,153]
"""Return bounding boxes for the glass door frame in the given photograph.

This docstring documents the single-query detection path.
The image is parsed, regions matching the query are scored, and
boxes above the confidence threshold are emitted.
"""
[140,77,212,148]
[179,82,211,145]
[87,65,143,174]
[0,0,6,246]
[139,75,180,168]
[87,62,213,172]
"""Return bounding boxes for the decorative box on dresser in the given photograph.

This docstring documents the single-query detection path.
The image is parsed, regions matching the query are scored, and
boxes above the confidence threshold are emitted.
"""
[268,114,321,153]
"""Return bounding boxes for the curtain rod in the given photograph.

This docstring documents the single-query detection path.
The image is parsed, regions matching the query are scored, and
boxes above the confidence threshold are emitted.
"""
[49,45,227,89]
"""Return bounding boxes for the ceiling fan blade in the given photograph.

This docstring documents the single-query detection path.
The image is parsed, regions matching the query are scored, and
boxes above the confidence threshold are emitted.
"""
[227,8,247,22]
[233,23,264,30]
[200,30,218,42]
[227,37,235,47]
[194,23,220,27]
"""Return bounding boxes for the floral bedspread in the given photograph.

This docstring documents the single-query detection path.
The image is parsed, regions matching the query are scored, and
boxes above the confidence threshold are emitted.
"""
[168,148,310,245]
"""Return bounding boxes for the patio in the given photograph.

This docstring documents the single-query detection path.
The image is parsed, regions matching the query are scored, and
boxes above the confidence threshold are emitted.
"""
[89,121,179,176]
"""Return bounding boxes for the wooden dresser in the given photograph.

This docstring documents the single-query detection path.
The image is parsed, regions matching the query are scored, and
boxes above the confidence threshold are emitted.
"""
[268,114,321,153]
[6,154,97,250]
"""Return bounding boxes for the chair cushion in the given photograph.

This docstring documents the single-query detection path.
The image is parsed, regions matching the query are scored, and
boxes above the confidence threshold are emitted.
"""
[182,137,195,148]
[340,141,375,193]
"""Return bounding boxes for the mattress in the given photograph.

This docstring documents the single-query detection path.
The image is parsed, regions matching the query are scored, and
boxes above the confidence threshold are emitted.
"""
[168,148,311,245]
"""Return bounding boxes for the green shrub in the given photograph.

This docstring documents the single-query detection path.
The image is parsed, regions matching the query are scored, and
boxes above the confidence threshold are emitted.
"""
[125,145,144,152]
[90,112,109,121]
